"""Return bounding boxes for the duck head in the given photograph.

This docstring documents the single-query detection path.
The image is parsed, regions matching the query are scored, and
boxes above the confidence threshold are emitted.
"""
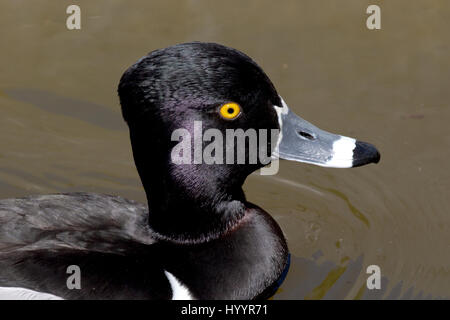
[118,42,380,242]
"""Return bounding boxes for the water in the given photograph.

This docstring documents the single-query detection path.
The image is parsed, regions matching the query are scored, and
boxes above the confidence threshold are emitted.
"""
[1,0,449,299]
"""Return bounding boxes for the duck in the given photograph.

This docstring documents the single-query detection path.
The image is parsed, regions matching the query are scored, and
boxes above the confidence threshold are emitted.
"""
[0,42,380,300]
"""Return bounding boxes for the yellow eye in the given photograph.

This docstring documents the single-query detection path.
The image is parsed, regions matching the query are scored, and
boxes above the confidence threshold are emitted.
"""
[219,103,241,120]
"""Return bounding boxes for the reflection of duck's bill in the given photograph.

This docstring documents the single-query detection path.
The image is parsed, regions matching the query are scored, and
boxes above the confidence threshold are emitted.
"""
[273,98,381,168]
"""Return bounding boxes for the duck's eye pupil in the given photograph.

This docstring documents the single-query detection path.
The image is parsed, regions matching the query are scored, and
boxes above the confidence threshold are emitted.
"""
[227,108,234,114]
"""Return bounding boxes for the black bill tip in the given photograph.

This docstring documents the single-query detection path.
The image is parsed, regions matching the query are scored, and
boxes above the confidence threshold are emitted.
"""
[352,141,381,167]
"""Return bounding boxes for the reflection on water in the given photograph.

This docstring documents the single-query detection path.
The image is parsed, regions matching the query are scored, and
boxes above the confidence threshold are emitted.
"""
[5,88,127,131]
[311,183,370,228]
[1,0,450,299]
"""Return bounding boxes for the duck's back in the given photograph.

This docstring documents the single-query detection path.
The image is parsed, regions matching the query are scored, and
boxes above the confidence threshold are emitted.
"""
[0,192,171,299]
[0,192,154,253]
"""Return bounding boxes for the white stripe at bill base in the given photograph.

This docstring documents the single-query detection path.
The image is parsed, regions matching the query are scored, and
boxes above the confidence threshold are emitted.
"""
[271,97,289,160]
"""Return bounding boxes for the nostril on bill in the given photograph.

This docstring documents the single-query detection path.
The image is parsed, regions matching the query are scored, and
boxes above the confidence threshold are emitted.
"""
[297,131,315,140]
